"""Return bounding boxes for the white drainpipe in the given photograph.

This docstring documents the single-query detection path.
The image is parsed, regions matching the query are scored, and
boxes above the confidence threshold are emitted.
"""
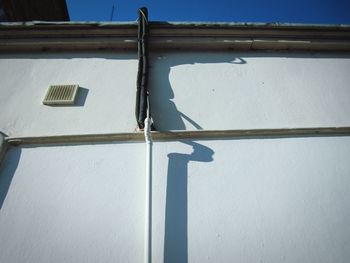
[144,111,152,263]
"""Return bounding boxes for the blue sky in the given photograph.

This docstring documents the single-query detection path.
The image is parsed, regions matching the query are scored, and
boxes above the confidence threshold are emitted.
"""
[66,0,350,24]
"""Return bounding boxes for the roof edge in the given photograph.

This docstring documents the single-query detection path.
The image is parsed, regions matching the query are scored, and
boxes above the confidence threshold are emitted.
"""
[0,21,349,30]
[1,21,350,52]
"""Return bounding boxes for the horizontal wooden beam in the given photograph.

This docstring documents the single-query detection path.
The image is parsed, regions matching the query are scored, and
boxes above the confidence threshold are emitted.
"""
[6,127,350,146]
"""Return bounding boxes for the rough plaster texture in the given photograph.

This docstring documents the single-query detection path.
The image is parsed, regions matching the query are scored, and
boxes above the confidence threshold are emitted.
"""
[152,137,350,263]
[1,50,350,262]
[1,52,350,136]
[1,137,350,262]
[150,52,350,131]
[0,52,138,137]
[0,143,145,263]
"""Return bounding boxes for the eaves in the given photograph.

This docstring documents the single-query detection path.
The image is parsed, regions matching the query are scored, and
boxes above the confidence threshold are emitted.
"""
[0,21,349,52]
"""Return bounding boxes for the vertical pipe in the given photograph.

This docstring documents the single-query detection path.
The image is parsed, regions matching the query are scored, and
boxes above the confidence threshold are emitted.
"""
[136,7,152,262]
[144,113,152,263]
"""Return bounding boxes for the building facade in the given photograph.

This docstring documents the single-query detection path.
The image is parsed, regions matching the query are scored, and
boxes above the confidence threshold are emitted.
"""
[0,22,350,262]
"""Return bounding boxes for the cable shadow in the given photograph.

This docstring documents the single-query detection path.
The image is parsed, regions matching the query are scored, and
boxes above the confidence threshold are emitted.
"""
[150,52,246,131]
[164,141,214,263]
[0,147,21,210]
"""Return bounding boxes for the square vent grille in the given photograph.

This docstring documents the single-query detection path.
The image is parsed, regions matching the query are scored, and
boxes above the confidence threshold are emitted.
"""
[43,84,79,105]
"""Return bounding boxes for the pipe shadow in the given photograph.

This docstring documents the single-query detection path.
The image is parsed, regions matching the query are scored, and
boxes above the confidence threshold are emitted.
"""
[150,52,246,131]
[0,147,21,210]
[164,141,214,263]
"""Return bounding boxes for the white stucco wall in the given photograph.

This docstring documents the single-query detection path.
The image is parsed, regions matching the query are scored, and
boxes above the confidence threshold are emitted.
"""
[1,137,350,263]
[150,52,350,131]
[0,142,145,263]
[153,137,350,263]
[1,49,350,262]
[0,52,138,137]
[1,51,350,137]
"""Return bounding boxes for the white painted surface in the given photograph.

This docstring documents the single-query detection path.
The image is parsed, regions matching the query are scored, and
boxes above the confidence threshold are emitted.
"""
[1,52,350,136]
[0,53,138,137]
[1,50,350,262]
[1,137,350,262]
[150,52,350,131]
[0,143,145,263]
[152,137,350,263]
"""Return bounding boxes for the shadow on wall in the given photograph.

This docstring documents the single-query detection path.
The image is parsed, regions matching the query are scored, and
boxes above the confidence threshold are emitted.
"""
[164,141,214,263]
[75,87,89,107]
[150,53,246,131]
[0,147,21,210]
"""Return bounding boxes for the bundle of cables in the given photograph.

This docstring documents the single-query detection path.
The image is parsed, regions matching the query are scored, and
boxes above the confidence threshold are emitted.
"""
[135,7,150,130]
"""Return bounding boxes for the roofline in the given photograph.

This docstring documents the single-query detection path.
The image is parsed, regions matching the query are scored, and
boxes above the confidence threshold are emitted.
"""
[1,21,350,28]
[1,21,350,52]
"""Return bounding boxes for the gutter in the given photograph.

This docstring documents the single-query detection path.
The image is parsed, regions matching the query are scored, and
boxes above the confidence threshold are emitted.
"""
[1,20,349,29]
[1,22,350,52]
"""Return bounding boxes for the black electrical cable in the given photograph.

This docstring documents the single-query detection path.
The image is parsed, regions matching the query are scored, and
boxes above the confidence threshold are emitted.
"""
[135,7,149,129]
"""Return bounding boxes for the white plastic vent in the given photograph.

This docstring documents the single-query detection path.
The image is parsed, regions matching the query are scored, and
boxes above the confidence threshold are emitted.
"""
[43,84,79,105]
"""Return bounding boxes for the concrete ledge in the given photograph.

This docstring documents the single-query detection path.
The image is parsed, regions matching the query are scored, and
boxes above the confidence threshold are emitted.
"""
[6,127,350,146]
